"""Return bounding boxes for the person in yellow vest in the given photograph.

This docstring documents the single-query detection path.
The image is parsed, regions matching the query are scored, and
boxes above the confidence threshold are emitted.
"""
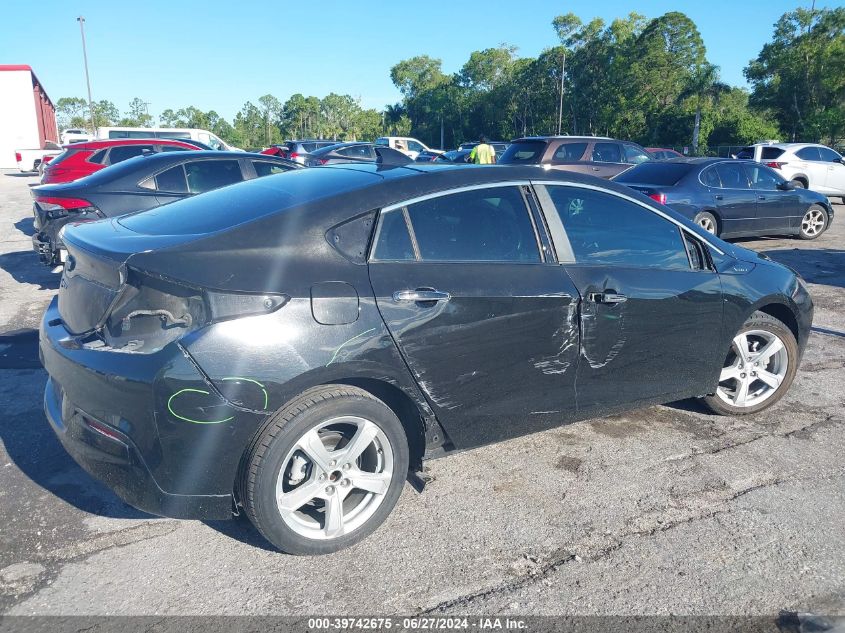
[469,135,496,164]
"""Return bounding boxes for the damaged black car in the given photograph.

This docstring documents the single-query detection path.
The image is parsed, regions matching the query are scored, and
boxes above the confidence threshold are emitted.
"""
[40,163,813,554]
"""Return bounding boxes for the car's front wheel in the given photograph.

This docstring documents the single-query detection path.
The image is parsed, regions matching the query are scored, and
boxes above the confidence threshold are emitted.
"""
[240,385,409,555]
[798,205,827,240]
[700,312,798,416]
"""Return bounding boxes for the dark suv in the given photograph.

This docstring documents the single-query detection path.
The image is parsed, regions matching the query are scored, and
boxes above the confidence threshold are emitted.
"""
[499,136,652,178]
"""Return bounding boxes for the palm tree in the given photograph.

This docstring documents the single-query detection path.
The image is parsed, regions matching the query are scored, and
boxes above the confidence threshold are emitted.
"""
[682,63,730,154]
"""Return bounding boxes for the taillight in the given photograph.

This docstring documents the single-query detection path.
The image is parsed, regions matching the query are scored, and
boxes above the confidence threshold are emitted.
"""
[765,161,787,169]
[42,155,54,164]
[15,152,22,163]
[649,193,667,205]
[289,152,299,160]
[36,195,93,210]
[318,158,328,165]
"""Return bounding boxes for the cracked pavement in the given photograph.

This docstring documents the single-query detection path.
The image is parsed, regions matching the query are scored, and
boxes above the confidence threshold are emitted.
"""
[1,170,843,615]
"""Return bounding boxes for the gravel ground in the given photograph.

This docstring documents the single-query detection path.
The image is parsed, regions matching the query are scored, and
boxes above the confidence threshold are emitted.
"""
[0,169,843,617]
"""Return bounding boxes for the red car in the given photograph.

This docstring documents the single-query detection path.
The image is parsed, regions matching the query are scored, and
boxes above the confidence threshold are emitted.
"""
[41,138,203,184]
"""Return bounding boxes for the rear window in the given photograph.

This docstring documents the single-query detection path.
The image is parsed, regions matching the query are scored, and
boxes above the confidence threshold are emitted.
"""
[499,141,547,164]
[760,147,784,160]
[48,150,75,167]
[614,162,694,185]
[118,167,379,236]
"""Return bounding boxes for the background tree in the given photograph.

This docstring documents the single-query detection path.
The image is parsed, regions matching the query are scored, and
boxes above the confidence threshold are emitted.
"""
[745,6,845,143]
[257,94,282,145]
[119,97,153,127]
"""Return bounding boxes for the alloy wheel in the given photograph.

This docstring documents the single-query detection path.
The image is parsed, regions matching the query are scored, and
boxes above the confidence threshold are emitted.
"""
[697,216,716,234]
[801,208,826,237]
[275,416,394,540]
[715,329,789,408]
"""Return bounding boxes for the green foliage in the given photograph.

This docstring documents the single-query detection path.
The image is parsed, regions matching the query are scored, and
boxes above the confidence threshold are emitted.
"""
[118,97,153,127]
[745,7,845,144]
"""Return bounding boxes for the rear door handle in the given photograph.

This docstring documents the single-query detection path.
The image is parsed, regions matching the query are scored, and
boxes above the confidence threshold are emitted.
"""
[393,289,451,303]
[715,194,724,200]
[588,292,627,304]
[757,195,766,200]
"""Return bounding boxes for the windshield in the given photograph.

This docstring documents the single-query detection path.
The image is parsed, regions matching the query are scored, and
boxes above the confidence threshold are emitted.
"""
[498,141,546,164]
[614,162,695,185]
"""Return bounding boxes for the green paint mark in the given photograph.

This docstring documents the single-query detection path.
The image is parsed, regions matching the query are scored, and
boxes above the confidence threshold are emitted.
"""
[326,328,377,366]
[167,388,235,425]
[221,376,269,410]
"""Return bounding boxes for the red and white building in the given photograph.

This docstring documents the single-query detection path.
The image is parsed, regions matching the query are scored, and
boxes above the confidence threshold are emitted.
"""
[0,65,58,168]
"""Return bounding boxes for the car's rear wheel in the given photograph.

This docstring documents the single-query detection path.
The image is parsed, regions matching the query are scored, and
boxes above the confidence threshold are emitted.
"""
[241,385,409,555]
[693,211,718,235]
[798,205,827,240]
[700,312,797,416]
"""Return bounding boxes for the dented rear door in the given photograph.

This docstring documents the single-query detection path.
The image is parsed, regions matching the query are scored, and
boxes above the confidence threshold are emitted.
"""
[367,183,580,450]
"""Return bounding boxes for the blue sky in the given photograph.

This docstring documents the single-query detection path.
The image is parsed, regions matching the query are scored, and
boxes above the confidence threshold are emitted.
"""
[0,1,834,122]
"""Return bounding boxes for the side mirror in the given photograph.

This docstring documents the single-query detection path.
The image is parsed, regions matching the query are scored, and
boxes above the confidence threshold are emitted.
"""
[777,181,795,191]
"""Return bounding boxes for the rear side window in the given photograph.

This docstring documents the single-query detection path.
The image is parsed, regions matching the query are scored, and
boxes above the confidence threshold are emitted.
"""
[552,142,588,162]
[714,163,750,189]
[252,161,290,177]
[818,146,842,162]
[615,162,694,185]
[700,166,721,187]
[796,147,821,161]
[337,145,374,159]
[734,147,755,159]
[184,160,243,193]
[591,142,623,163]
[378,186,540,263]
[158,131,191,139]
[87,149,107,164]
[543,185,689,270]
[499,141,546,164]
[372,208,415,261]
[155,165,188,193]
[760,147,784,160]
[374,138,389,147]
[108,145,153,164]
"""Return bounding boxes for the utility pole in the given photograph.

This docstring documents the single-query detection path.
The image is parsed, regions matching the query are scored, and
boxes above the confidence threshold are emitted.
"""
[557,50,566,135]
[77,16,95,134]
[440,116,444,150]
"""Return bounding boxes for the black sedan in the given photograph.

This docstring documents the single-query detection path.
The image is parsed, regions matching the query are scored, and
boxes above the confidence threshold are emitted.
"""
[305,142,411,166]
[31,151,299,266]
[42,164,812,555]
[614,158,834,240]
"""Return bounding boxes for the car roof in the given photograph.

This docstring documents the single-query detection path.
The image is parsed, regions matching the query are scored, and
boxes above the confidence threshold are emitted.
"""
[62,138,200,150]
[512,135,613,142]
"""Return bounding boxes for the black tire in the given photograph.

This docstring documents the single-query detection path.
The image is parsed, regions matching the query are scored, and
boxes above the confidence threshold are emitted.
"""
[789,179,806,189]
[798,204,828,240]
[700,311,798,416]
[240,385,409,555]
[693,211,718,235]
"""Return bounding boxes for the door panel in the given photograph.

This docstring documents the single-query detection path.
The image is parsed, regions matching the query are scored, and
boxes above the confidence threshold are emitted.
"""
[563,266,723,412]
[369,263,580,448]
[713,162,757,235]
[743,163,795,231]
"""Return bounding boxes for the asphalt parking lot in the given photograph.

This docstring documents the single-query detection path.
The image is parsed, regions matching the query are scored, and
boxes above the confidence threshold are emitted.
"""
[0,169,843,617]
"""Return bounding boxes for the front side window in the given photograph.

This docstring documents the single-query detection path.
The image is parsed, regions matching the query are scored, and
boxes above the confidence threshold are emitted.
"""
[107,145,153,164]
[374,186,540,263]
[552,142,588,162]
[160,145,190,152]
[337,145,373,159]
[184,160,243,193]
[543,186,689,270]
[623,144,651,164]
[591,142,623,163]
[744,164,781,190]
[407,140,424,153]
[714,163,750,189]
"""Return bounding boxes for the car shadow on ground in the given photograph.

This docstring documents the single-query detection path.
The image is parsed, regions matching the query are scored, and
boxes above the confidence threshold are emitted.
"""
[203,516,278,552]
[14,217,35,237]
[759,248,845,289]
[0,250,59,290]
[0,373,152,520]
[3,173,37,178]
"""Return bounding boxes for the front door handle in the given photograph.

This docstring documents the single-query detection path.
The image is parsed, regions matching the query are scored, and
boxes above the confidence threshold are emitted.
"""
[715,194,724,200]
[393,289,451,303]
[588,292,627,304]
[757,195,766,201]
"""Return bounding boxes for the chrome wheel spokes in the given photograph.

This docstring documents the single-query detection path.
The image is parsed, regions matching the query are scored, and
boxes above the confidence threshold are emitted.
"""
[716,329,788,408]
[275,416,394,540]
[698,216,716,233]
[801,209,825,236]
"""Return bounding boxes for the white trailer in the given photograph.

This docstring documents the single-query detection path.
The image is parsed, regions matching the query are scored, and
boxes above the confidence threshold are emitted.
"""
[0,65,59,169]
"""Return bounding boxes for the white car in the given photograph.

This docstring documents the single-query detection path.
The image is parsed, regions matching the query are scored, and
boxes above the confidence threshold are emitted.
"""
[60,129,94,145]
[14,141,63,173]
[736,142,845,203]
[374,136,441,160]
